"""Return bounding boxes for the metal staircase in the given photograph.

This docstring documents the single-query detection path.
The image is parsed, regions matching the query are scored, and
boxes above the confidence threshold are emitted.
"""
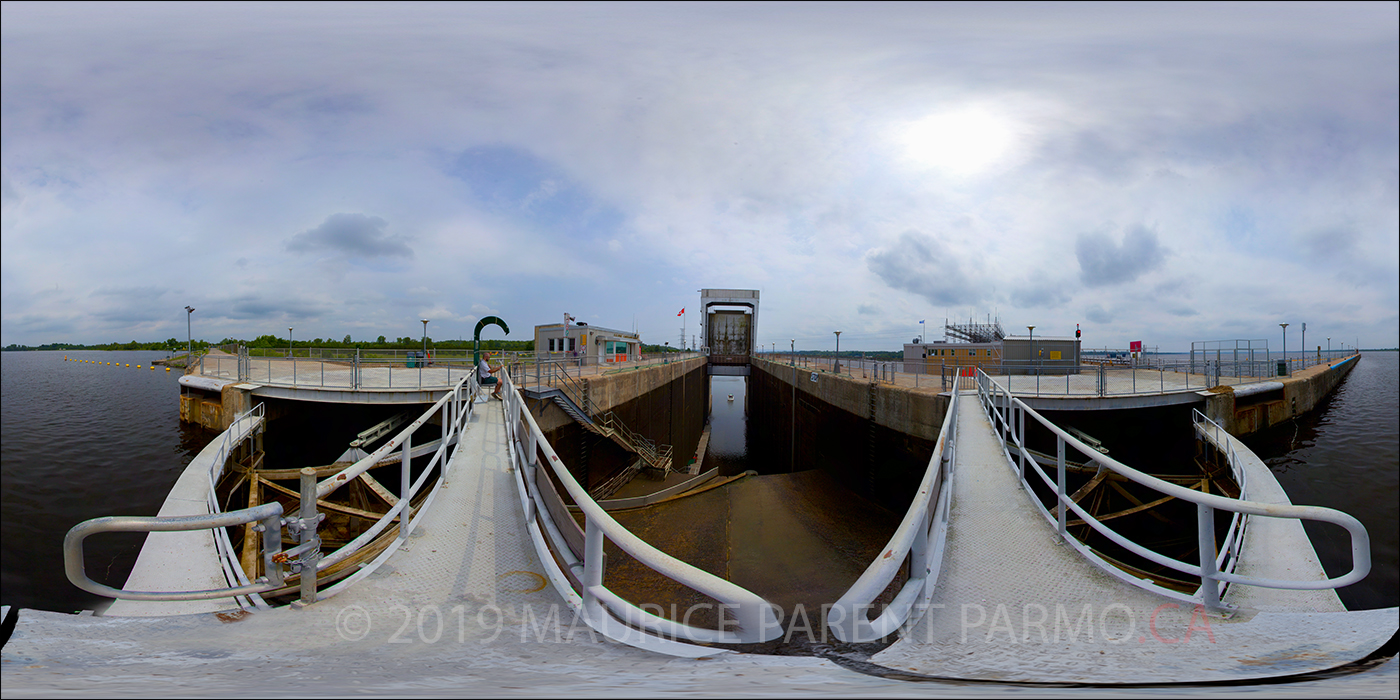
[529,366,674,474]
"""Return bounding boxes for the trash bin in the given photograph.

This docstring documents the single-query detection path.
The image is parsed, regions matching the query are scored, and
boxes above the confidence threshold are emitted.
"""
[407,352,417,368]
[1276,360,1287,376]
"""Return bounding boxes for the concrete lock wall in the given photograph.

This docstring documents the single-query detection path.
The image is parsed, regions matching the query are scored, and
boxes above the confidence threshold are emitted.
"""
[747,357,946,512]
[1204,354,1360,438]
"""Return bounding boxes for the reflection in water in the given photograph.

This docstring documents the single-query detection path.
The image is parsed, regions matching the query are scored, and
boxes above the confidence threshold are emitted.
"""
[708,376,750,475]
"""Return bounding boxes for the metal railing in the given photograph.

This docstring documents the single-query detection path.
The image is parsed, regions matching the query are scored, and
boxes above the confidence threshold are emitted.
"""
[974,368,1370,612]
[202,347,707,391]
[65,503,286,602]
[523,360,675,472]
[754,350,1360,397]
[66,405,286,604]
[826,381,960,642]
[499,365,782,655]
[65,376,477,607]
[308,374,477,602]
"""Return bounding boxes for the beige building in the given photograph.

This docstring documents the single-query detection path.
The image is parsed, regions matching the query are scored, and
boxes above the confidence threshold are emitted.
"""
[904,341,1003,374]
[534,322,641,365]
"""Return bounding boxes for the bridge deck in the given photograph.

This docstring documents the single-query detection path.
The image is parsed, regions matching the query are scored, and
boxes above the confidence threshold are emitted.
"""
[870,393,1395,683]
[6,392,1396,694]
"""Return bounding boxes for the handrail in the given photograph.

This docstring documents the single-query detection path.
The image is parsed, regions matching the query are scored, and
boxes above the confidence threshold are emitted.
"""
[500,365,782,651]
[315,374,476,574]
[65,503,286,601]
[974,368,1370,611]
[827,383,959,642]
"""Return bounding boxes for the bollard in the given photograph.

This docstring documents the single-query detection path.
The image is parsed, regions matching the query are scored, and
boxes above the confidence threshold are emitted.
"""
[295,467,322,606]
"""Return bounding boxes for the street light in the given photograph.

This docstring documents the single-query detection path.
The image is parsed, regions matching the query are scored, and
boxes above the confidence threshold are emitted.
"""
[1328,337,1331,361]
[289,327,294,358]
[421,318,429,361]
[790,339,795,366]
[184,306,195,359]
[1301,323,1306,364]
[1027,325,1035,376]
[1279,323,1289,376]
[834,331,842,374]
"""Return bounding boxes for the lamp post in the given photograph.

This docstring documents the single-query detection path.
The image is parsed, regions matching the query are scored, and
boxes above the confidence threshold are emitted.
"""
[184,306,195,359]
[1279,323,1288,376]
[1301,323,1306,366]
[790,339,795,366]
[834,331,841,374]
[1027,325,1035,377]
[288,327,294,358]
[1328,337,1331,361]
[421,318,429,360]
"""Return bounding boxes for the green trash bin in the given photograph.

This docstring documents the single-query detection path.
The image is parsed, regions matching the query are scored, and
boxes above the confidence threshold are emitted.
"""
[1276,360,1287,376]
[407,353,417,368]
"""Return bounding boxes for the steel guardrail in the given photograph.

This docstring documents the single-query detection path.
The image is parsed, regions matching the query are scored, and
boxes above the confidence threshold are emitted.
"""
[826,383,960,642]
[974,368,1370,612]
[65,502,286,601]
[499,365,782,654]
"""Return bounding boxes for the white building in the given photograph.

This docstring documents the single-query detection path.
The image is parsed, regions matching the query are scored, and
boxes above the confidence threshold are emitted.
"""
[534,322,642,365]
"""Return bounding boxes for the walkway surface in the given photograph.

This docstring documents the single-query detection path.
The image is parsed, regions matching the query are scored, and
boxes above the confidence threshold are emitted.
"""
[870,394,1396,683]
[5,394,1396,696]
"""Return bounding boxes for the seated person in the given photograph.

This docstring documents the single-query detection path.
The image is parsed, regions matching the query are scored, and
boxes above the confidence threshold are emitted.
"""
[478,353,502,399]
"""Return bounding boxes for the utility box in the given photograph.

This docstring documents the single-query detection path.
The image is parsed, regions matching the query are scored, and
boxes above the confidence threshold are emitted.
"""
[1277,360,1287,376]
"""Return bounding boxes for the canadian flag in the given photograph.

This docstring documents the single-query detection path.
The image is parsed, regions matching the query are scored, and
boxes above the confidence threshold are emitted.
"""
[677,308,685,316]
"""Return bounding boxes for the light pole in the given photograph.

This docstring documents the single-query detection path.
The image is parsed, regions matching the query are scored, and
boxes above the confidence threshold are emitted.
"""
[184,306,195,359]
[1027,325,1035,377]
[1301,323,1306,366]
[790,339,795,366]
[421,318,429,361]
[834,331,841,374]
[1328,337,1331,361]
[1279,323,1288,376]
[288,327,294,358]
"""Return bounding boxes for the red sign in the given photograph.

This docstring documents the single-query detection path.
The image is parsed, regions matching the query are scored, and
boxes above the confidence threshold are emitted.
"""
[1130,341,1143,353]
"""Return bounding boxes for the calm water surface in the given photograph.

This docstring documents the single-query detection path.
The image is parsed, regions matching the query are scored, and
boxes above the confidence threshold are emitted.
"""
[2,351,1396,613]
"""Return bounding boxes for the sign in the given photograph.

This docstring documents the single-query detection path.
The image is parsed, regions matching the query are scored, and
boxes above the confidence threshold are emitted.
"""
[1050,351,1061,360]
[1130,341,1143,353]
[810,372,818,382]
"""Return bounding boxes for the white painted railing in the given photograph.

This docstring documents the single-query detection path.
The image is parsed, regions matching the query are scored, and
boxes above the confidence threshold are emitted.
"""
[499,366,782,656]
[826,384,960,642]
[975,368,1370,612]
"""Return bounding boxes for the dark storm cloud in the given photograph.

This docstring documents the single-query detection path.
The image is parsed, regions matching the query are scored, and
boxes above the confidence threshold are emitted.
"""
[1076,225,1165,287]
[226,295,325,320]
[286,213,412,259]
[866,230,980,307]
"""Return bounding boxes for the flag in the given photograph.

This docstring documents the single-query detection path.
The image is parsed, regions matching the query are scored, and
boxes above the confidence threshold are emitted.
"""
[920,320,925,324]
[678,308,685,316]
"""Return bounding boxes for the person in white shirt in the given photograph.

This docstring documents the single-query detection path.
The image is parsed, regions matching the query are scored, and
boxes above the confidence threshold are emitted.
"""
[477,352,502,400]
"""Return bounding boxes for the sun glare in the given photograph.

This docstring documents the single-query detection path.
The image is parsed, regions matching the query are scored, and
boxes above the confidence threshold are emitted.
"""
[898,107,1017,177]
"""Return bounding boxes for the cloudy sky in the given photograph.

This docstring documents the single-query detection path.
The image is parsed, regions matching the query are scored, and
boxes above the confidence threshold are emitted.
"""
[3,2,1396,352]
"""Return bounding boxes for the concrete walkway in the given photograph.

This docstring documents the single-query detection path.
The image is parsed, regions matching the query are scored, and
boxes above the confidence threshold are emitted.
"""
[5,393,1396,695]
[870,394,1396,683]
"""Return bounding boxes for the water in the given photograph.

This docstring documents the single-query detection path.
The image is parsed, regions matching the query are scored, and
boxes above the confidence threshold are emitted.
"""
[706,376,751,475]
[2,351,1396,614]
[1,351,214,613]
[1242,350,1399,610]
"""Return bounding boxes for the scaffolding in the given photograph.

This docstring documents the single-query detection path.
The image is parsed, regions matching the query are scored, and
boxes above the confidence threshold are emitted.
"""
[944,317,1005,344]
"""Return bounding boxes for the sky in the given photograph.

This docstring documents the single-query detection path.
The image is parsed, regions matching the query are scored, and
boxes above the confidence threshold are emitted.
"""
[2,2,1396,352]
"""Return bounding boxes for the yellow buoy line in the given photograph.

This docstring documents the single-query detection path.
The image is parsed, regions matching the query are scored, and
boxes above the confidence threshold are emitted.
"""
[65,356,172,371]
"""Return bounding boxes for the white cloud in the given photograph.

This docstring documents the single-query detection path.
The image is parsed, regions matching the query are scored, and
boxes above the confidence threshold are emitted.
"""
[1,3,1395,350]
